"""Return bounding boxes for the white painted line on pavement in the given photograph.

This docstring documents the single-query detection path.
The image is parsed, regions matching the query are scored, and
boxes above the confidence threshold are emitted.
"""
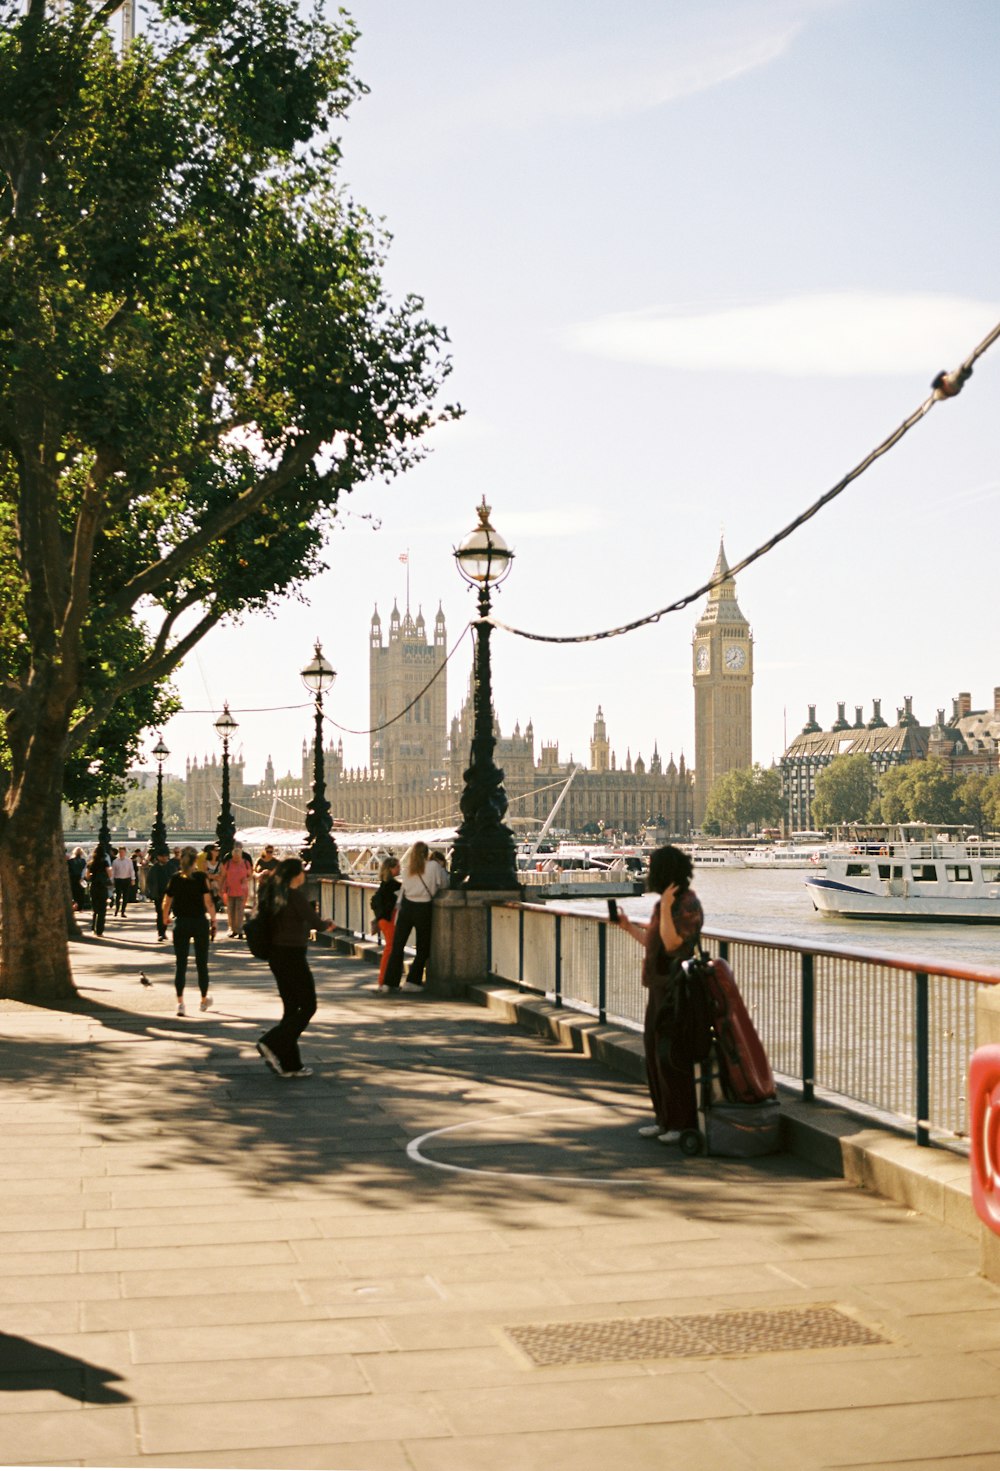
[407,1103,667,1187]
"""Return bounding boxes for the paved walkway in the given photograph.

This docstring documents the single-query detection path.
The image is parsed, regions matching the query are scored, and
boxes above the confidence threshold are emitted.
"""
[3,911,1000,1470]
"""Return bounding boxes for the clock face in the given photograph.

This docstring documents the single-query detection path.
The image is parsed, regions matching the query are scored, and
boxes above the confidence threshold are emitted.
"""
[695,645,710,672]
[724,644,747,671]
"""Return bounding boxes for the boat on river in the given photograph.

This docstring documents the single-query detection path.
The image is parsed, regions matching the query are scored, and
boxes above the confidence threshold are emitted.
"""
[806,824,1000,922]
[745,832,830,870]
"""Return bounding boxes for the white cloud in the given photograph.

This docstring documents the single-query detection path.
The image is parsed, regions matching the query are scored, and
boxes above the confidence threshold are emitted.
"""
[565,292,1000,377]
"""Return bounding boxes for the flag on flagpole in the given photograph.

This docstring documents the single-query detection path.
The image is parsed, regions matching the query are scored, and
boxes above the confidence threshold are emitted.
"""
[399,552,408,563]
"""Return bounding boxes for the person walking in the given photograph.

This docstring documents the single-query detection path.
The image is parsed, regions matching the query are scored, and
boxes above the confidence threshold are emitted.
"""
[370,857,401,989]
[220,842,253,939]
[145,850,177,941]
[67,846,88,911]
[256,858,332,1078]
[204,845,223,913]
[129,849,144,905]
[615,844,704,1145]
[381,841,448,991]
[85,847,113,935]
[111,847,135,917]
[161,846,216,1016]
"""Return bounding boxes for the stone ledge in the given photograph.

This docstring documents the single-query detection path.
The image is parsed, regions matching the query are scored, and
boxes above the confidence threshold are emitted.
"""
[463,978,977,1240]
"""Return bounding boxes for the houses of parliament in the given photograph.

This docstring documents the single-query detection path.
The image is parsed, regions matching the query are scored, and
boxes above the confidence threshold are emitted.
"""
[184,544,754,839]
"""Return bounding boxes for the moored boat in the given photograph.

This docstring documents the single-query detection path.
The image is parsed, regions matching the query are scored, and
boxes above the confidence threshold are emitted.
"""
[806,824,1000,922]
[745,832,830,870]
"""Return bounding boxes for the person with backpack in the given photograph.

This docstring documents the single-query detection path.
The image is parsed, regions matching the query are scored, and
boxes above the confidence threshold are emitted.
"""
[255,858,333,1078]
[614,844,704,1145]
[370,857,401,990]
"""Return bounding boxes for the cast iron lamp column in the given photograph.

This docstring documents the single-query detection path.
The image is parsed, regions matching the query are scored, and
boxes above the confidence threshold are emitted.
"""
[149,737,169,858]
[214,703,238,860]
[300,641,341,875]
[449,499,519,890]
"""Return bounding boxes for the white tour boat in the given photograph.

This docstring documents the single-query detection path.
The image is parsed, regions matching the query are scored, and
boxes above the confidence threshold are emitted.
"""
[682,845,748,869]
[745,832,830,870]
[806,825,1000,922]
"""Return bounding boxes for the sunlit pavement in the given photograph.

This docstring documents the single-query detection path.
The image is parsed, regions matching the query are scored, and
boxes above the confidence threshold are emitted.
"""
[2,912,999,1469]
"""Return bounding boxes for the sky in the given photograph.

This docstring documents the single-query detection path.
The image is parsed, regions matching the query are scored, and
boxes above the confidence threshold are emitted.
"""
[155,0,1000,794]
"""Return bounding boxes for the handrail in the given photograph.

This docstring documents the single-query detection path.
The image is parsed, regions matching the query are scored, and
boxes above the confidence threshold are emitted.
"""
[502,897,1000,987]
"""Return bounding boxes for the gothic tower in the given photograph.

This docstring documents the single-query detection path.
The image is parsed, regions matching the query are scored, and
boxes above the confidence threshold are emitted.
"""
[692,540,753,824]
[590,706,610,773]
[369,598,448,822]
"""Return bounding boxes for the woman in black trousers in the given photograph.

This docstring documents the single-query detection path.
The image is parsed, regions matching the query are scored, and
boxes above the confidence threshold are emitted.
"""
[256,858,332,1079]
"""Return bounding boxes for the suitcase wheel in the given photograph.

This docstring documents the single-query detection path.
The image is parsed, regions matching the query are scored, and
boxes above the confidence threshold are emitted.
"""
[679,1128,704,1157]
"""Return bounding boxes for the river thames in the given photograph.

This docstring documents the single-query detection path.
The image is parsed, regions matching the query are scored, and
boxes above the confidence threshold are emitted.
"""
[588,866,1000,973]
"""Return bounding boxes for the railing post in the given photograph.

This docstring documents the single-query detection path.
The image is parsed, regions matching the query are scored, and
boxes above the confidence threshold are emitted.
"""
[598,921,607,1023]
[486,903,493,975]
[518,906,525,990]
[801,952,815,1103]
[719,939,729,963]
[554,913,562,1007]
[915,970,930,1147]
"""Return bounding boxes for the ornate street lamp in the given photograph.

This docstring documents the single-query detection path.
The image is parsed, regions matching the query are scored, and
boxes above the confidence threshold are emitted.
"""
[449,498,519,890]
[97,797,112,866]
[214,703,238,860]
[149,736,170,857]
[300,641,341,875]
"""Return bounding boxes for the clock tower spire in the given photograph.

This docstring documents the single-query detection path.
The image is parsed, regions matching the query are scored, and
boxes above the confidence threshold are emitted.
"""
[692,540,753,825]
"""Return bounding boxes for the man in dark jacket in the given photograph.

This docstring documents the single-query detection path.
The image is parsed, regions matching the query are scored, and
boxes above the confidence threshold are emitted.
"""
[145,851,178,941]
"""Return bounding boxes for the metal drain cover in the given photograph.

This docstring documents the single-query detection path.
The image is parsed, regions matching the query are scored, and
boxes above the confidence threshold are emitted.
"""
[504,1306,887,1366]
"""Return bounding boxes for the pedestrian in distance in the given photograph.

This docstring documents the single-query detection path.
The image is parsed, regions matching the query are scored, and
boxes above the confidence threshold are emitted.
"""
[381,840,448,991]
[220,842,253,939]
[161,846,216,1016]
[370,857,401,989]
[85,847,113,935]
[255,858,333,1078]
[615,844,704,1145]
[129,849,144,905]
[145,850,177,941]
[67,846,88,911]
[111,847,135,917]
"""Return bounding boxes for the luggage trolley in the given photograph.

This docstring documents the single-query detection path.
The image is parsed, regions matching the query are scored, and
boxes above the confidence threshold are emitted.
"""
[675,953,782,1160]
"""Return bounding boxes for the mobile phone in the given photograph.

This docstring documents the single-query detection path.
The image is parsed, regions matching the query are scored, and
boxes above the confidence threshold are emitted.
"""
[606,898,619,922]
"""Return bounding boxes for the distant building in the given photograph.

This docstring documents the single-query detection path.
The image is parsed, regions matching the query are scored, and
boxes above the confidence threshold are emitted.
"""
[183,583,702,838]
[781,691,1000,829]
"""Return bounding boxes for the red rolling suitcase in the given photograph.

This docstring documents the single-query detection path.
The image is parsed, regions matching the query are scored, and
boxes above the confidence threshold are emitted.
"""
[704,955,776,1104]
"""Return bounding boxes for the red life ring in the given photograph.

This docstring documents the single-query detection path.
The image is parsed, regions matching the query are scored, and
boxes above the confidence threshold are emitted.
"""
[969,1044,1000,1234]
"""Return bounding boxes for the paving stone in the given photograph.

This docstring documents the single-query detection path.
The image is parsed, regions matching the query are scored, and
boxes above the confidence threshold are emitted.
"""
[130,1316,395,1364]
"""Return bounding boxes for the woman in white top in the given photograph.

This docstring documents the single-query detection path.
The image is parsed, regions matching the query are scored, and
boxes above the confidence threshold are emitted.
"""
[382,841,448,990]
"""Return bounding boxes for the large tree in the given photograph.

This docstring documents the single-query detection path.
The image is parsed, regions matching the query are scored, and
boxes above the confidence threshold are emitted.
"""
[704,763,782,836]
[0,0,455,1000]
[811,753,875,828]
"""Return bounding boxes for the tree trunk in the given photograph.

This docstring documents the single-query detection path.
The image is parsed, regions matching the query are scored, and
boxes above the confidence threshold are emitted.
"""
[0,808,77,1002]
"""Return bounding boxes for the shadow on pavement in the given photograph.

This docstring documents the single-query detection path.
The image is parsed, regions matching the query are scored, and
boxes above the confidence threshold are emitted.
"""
[0,1332,131,1404]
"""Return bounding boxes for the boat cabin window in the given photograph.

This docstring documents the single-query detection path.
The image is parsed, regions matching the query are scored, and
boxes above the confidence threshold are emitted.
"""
[877,864,904,880]
[845,863,871,877]
[945,864,973,883]
[911,864,938,882]
[983,866,1000,884]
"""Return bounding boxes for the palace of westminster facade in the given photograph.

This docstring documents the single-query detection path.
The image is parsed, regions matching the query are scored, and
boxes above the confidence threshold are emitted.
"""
[184,544,755,839]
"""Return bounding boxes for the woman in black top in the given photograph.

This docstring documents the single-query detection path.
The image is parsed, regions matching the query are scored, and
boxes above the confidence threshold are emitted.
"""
[256,857,332,1078]
[162,846,216,1016]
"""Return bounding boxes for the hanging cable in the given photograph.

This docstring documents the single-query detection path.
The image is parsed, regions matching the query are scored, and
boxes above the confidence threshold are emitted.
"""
[487,323,1000,645]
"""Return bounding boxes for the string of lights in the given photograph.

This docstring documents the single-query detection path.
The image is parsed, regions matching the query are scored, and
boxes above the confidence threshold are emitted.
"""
[487,324,1000,646]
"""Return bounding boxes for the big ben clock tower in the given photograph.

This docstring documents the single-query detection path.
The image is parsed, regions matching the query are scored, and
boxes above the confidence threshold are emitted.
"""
[692,540,753,825]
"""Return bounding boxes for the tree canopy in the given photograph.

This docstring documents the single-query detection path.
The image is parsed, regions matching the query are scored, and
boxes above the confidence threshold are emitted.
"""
[703,763,782,837]
[0,0,456,999]
[811,753,875,828]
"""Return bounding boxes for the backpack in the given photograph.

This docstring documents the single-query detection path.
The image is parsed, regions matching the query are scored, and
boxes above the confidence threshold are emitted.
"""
[244,909,272,961]
[656,948,714,1071]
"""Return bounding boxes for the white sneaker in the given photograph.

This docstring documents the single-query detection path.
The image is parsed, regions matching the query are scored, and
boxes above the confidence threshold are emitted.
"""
[200,995,213,1011]
[176,1000,186,1017]
[657,1130,682,1145]
[637,1123,662,1138]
